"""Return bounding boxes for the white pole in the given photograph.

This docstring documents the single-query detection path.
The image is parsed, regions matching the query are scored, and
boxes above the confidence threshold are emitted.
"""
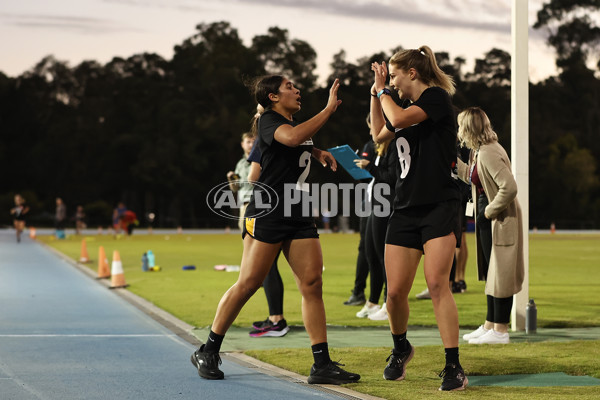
[511,0,529,331]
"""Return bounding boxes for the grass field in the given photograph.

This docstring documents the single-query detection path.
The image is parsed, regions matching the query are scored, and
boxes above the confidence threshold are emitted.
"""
[42,232,600,399]
[42,232,600,329]
[247,341,600,400]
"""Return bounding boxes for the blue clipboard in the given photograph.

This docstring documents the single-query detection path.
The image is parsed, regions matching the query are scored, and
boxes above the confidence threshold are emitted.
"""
[327,145,373,180]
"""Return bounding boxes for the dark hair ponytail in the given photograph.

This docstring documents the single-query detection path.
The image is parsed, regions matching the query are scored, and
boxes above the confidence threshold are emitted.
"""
[252,75,285,109]
[249,74,284,136]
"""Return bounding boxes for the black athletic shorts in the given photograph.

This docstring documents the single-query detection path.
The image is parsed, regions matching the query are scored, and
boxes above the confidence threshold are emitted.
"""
[385,200,461,251]
[460,201,468,232]
[242,217,319,244]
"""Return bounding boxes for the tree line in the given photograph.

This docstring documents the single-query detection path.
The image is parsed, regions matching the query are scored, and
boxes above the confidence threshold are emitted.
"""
[1,0,599,229]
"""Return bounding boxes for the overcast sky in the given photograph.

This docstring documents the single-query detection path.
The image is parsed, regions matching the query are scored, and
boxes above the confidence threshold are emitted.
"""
[1,0,556,83]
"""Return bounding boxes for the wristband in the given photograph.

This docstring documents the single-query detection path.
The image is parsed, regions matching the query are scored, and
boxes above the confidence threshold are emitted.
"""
[377,88,392,99]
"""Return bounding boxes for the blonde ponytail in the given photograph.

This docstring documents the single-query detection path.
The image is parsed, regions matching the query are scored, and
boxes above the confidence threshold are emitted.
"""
[375,139,392,156]
[389,45,455,96]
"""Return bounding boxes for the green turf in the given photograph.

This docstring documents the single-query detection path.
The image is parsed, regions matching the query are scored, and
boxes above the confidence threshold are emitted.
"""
[42,232,600,329]
[245,340,600,399]
[192,325,600,352]
[43,232,600,399]
[468,372,600,387]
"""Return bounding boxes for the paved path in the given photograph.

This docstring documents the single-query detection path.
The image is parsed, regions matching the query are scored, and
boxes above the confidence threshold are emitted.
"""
[0,230,370,400]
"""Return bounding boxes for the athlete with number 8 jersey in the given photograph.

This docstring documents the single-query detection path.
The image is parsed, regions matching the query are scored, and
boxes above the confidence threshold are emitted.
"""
[191,75,361,386]
[370,46,467,391]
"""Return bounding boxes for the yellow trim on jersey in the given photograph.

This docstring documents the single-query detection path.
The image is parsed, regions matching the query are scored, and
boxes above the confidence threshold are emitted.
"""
[245,217,255,236]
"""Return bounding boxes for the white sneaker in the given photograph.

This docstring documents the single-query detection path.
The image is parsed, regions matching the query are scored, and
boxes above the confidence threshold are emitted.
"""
[415,288,431,299]
[468,329,510,344]
[462,325,489,341]
[356,302,380,318]
[368,303,388,320]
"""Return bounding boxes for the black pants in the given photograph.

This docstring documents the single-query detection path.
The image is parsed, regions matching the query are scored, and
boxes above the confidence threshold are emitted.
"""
[477,193,513,324]
[486,295,513,324]
[476,193,492,280]
[365,212,388,304]
[263,250,283,316]
[351,215,370,296]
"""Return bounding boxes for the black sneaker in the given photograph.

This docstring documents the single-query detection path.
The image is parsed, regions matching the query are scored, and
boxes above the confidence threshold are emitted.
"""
[307,361,361,385]
[438,363,468,391]
[190,344,224,380]
[252,317,273,330]
[452,281,462,293]
[249,319,290,337]
[458,280,467,292]
[383,345,414,381]
[343,292,366,306]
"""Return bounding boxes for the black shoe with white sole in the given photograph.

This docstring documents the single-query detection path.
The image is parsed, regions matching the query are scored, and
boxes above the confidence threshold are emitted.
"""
[438,363,468,391]
[190,344,224,380]
[307,361,360,385]
[383,346,414,381]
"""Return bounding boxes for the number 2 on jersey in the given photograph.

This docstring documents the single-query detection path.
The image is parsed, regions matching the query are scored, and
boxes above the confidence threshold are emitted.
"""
[296,151,311,192]
[396,137,411,179]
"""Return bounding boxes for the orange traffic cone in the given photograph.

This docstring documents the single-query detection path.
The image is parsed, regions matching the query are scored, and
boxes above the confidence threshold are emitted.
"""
[96,246,111,279]
[109,250,129,289]
[79,239,91,263]
[29,227,37,239]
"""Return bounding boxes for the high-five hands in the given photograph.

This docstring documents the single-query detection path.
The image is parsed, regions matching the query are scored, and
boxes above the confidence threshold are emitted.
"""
[371,61,388,92]
[326,78,342,113]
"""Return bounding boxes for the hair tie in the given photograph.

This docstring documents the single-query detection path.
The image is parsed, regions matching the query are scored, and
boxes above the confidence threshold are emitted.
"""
[419,50,426,56]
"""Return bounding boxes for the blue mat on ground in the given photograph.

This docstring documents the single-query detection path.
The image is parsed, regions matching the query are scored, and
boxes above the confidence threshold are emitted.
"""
[468,372,600,387]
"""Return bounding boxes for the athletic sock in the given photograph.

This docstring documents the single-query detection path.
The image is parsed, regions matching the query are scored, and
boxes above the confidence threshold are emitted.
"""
[311,342,331,367]
[204,330,225,353]
[444,347,460,367]
[392,331,410,354]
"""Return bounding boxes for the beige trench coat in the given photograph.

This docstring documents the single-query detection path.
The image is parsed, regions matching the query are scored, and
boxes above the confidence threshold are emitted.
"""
[457,141,524,298]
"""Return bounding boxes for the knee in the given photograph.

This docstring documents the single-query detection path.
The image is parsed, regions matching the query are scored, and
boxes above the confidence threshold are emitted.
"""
[426,279,448,300]
[299,275,323,299]
[386,287,408,304]
[236,279,262,300]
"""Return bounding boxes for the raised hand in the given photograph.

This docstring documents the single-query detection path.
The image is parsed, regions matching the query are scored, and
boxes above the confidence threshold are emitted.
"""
[326,78,342,113]
[371,61,388,92]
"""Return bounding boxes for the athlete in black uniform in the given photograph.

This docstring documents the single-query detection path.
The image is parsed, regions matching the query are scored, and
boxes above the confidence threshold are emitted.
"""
[10,194,29,243]
[370,46,467,391]
[191,75,360,385]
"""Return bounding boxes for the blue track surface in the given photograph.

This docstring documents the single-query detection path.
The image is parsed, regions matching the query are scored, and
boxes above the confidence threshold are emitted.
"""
[0,231,351,400]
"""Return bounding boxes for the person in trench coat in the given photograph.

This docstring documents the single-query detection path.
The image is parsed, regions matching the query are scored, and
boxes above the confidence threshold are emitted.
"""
[456,107,524,344]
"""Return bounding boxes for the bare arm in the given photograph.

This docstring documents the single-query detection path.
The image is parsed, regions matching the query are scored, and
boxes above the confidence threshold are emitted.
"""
[247,162,261,184]
[370,92,394,143]
[274,79,342,147]
[371,61,428,130]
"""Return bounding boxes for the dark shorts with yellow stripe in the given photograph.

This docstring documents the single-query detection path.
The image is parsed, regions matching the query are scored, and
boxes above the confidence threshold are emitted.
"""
[385,199,460,251]
[242,217,319,244]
